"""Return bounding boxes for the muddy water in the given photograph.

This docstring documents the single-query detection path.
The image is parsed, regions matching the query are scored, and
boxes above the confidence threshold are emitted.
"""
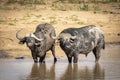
[0,44,120,80]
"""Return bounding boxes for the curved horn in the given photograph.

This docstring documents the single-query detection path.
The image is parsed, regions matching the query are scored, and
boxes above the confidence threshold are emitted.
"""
[50,32,57,39]
[70,36,77,39]
[25,34,31,37]
[16,29,24,40]
[70,31,78,39]
[31,33,44,41]
[51,35,57,39]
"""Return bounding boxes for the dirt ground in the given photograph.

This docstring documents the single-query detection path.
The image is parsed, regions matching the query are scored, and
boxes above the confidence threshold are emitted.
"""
[0,2,120,58]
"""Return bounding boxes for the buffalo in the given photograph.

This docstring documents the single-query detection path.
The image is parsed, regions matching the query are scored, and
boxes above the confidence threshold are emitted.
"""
[58,25,105,63]
[16,23,57,63]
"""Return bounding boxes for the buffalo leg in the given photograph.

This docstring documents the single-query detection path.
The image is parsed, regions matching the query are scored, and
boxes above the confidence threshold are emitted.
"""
[33,58,38,63]
[39,53,46,63]
[31,52,38,63]
[67,56,72,63]
[73,53,78,63]
[93,46,101,62]
[51,44,57,63]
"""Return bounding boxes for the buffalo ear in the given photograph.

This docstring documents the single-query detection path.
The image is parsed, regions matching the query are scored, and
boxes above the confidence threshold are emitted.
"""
[19,37,26,44]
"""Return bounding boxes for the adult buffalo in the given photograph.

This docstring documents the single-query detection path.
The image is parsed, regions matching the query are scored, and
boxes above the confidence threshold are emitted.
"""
[58,25,105,63]
[16,23,57,63]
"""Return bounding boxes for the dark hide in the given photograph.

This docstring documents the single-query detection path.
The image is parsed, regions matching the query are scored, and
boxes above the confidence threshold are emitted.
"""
[17,23,57,63]
[58,25,105,63]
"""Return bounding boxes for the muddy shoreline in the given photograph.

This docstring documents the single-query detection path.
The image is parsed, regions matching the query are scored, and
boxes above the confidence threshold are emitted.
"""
[0,43,120,59]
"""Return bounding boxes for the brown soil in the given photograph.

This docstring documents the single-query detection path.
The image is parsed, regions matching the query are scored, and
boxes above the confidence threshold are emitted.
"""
[0,3,120,58]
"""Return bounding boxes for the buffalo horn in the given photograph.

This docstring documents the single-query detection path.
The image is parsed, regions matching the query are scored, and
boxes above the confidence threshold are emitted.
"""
[51,35,57,39]
[16,29,24,40]
[70,36,77,39]
[31,33,44,41]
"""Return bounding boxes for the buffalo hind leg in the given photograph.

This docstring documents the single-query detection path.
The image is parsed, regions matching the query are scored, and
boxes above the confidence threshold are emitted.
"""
[51,44,57,63]
[93,46,101,62]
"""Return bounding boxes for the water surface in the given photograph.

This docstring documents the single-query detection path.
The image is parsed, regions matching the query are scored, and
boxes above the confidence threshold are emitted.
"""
[0,44,120,80]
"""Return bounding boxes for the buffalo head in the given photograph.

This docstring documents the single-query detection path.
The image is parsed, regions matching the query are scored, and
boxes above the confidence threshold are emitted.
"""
[58,33,78,49]
[16,29,44,48]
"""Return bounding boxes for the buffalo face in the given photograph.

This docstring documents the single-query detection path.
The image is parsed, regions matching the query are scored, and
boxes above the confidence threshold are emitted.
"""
[59,33,77,50]
[25,37,36,47]
[16,29,44,48]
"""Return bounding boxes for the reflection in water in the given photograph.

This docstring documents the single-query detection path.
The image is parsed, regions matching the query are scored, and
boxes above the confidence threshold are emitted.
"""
[27,63,55,80]
[0,45,120,80]
[26,62,104,80]
[60,63,104,80]
[94,63,105,80]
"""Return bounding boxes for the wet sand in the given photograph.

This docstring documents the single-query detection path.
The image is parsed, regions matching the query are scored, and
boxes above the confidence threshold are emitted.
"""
[0,44,120,80]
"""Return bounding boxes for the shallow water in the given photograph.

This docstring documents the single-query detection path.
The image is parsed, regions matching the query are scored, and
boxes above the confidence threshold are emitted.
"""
[0,44,120,80]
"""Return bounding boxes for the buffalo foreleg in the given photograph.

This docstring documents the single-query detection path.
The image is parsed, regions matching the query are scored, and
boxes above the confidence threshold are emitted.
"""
[39,53,46,63]
[67,55,72,63]
[31,52,38,63]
